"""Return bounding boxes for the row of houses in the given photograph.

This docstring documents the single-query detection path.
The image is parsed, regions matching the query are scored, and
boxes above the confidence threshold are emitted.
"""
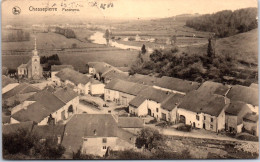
[52,66,105,96]
[104,78,258,135]
[3,114,144,157]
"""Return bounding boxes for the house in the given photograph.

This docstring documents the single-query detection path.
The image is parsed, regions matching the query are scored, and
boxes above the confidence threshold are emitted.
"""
[227,85,258,114]
[55,68,91,95]
[177,90,230,132]
[2,83,40,106]
[104,79,148,106]
[154,76,200,94]
[127,74,158,86]
[129,96,147,116]
[88,62,122,80]
[51,65,74,83]
[2,121,34,135]
[10,87,79,125]
[17,38,43,80]
[89,78,105,96]
[160,93,185,123]
[62,114,138,157]
[225,101,252,134]
[137,87,172,120]
[243,113,259,136]
[31,124,66,144]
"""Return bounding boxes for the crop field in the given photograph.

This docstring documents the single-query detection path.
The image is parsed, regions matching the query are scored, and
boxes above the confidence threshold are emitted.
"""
[3,49,138,72]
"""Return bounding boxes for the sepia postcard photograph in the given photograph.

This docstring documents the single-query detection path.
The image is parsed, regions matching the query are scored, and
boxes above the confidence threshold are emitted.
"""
[1,0,259,160]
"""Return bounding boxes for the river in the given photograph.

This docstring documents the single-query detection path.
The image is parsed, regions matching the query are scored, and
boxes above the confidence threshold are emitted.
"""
[89,31,153,52]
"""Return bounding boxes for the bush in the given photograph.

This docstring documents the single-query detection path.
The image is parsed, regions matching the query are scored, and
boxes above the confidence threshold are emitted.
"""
[176,125,192,132]
[236,133,259,142]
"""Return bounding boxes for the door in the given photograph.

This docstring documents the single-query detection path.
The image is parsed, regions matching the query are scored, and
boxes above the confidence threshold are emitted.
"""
[161,113,167,121]
[148,109,151,116]
[193,122,195,128]
[203,123,206,129]
[179,115,186,124]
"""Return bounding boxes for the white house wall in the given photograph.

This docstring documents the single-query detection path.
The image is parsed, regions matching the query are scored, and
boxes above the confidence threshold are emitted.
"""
[82,137,118,156]
[90,84,105,95]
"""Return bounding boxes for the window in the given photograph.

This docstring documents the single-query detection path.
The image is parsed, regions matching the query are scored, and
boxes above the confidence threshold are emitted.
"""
[211,118,213,122]
[210,124,213,129]
[156,108,159,112]
[103,146,107,150]
[204,116,206,120]
[102,138,107,143]
[196,115,200,121]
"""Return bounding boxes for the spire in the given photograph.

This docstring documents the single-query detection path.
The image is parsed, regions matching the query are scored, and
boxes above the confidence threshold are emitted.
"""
[34,37,37,50]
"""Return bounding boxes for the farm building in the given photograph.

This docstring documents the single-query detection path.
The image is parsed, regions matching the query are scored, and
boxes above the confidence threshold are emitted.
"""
[62,114,139,157]
[104,79,148,106]
[160,93,185,123]
[10,87,79,125]
[177,90,230,132]
[227,85,258,114]
[243,113,259,136]
[197,81,231,96]
[55,68,91,95]
[225,101,252,134]
[51,65,74,83]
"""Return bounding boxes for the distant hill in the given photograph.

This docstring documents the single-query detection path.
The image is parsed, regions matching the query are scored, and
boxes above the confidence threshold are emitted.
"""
[186,7,258,38]
[215,28,258,64]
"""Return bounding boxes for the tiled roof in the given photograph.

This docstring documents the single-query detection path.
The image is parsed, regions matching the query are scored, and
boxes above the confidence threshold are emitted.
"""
[129,96,146,108]
[155,76,200,93]
[62,114,118,153]
[178,90,230,117]
[27,90,65,112]
[225,101,251,116]
[2,83,40,100]
[138,87,172,103]
[118,117,144,128]
[56,68,91,85]
[51,65,74,72]
[102,70,129,81]
[32,124,66,138]
[227,85,258,106]
[161,93,185,111]
[243,113,258,122]
[54,87,78,103]
[127,74,158,86]
[2,121,34,135]
[197,81,230,96]
[2,75,17,88]
[88,62,118,74]
[12,102,51,123]
[18,64,27,68]
[105,79,148,96]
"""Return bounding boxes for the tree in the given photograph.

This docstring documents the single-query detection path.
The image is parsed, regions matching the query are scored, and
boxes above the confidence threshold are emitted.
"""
[207,37,215,58]
[141,44,147,54]
[104,29,110,46]
[135,127,165,151]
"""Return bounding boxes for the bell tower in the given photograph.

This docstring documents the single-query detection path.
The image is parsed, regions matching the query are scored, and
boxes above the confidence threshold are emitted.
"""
[31,37,42,79]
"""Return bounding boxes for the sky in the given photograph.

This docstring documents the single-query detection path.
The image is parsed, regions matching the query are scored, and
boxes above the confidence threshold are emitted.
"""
[2,0,258,21]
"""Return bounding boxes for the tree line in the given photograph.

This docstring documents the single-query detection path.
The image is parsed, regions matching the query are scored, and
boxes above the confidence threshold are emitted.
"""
[55,27,76,38]
[40,54,62,71]
[3,29,30,42]
[186,7,258,38]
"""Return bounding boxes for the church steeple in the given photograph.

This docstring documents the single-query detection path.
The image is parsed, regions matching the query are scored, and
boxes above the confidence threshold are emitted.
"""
[33,37,38,56]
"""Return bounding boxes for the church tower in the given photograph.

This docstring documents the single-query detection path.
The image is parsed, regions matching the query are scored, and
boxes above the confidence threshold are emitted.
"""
[30,37,42,79]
